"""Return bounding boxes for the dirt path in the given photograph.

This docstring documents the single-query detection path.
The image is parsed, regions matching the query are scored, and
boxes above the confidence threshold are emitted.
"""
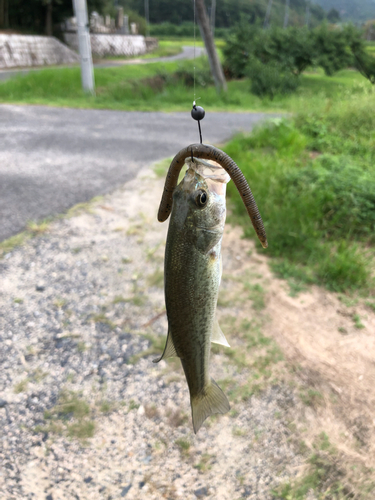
[1,160,374,499]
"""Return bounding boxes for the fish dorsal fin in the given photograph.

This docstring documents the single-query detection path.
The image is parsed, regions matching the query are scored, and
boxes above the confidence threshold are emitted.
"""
[211,317,230,347]
[153,330,178,363]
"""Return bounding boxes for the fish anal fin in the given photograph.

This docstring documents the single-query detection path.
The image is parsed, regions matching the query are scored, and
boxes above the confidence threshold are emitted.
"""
[211,317,230,347]
[191,379,230,434]
[152,330,178,363]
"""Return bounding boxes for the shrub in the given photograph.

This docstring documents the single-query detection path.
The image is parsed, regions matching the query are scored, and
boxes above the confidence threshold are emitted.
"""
[224,110,375,293]
[247,59,300,99]
[223,22,368,83]
[172,68,213,87]
[284,154,375,242]
[223,22,261,79]
[353,51,375,84]
[255,27,314,76]
[312,23,357,76]
[149,21,228,38]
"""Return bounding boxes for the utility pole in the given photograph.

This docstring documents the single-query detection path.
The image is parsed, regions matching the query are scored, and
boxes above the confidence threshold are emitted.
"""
[263,0,273,29]
[305,3,310,28]
[210,0,216,37]
[73,0,95,95]
[283,0,290,29]
[45,0,53,36]
[195,0,227,92]
[144,0,150,37]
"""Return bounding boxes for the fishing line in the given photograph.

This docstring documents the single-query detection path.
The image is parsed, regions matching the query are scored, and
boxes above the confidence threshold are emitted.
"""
[193,0,196,103]
[191,0,204,146]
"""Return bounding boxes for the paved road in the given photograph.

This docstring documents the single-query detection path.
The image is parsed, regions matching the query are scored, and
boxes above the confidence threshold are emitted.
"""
[0,46,205,81]
[0,104,273,241]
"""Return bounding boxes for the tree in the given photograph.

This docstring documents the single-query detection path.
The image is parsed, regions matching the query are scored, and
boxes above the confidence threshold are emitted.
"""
[5,0,108,36]
[195,0,227,92]
[327,8,340,23]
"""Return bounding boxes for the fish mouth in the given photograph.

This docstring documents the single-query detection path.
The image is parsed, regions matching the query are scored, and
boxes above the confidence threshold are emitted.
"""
[157,144,268,248]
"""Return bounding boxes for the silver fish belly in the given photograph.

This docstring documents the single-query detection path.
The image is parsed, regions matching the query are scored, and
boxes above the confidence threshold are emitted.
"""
[154,160,231,433]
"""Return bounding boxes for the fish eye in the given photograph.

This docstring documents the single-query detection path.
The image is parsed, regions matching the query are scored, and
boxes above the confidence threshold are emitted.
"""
[195,190,208,208]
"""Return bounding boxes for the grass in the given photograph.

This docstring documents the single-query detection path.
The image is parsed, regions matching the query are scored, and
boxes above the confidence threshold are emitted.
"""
[224,90,375,295]
[0,219,52,258]
[273,432,374,499]
[175,438,191,454]
[215,314,284,404]
[147,269,164,288]
[14,378,29,393]
[37,390,96,441]
[0,196,104,259]
[1,50,373,114]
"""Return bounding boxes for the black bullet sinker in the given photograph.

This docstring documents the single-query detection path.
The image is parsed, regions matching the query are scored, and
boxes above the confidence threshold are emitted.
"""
[191,105,205,121]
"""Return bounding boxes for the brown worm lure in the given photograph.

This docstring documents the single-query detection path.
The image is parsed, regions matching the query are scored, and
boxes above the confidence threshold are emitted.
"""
[157,143,268,249]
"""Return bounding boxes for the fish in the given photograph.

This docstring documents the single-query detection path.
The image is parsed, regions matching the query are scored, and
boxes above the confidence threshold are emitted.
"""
[154,158,231,433]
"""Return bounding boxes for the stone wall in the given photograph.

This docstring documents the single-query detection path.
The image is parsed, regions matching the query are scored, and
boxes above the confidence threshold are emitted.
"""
[0,35,79,69]
[64,33,147,57]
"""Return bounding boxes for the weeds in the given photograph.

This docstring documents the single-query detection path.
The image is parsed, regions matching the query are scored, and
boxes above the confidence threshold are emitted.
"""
[154,158,171,178]
[175,438,190,454]
[273,433,348,499]
[37,390,96,442]
[194,453,214,472]
[353,314,365,329]
[226,106,375,295]
[147,269,164,288]
[129,332,166,363]
[14,378,29,394]
[91,312,116,329]
[300,389,324,409]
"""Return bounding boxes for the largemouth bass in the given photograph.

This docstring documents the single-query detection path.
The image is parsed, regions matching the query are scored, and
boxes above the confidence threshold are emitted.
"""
[154,158,231,433]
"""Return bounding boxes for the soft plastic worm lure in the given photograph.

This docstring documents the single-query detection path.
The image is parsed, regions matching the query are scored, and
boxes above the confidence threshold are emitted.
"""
[157,143,268,249]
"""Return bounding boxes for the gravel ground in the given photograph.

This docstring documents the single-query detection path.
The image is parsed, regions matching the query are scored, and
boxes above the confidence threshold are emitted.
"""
[0,163,305,500]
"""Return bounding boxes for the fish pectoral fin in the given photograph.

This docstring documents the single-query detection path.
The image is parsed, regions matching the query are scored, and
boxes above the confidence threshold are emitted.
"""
[152,330,178,363]
[195,227,223,254]
[211,317,230,347]
[191,379,230,434]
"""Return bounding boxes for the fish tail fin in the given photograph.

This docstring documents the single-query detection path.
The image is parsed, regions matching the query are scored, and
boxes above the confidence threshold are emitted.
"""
[191,379,230,434]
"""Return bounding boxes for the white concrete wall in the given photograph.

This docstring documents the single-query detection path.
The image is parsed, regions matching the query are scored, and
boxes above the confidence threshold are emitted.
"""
[0,35,79,69]
[64,33,147,57]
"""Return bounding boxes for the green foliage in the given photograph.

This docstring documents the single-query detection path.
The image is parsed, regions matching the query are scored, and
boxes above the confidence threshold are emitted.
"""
[224,23,368,97]
[149,21,228,39]
[283,155,375,242]
[353,50,375,85]
[312,23,359,76]
[225,105,375,293]
[120,0,327,30]
[273,434,335,499]
[314,0,375,23]
[127,10,147,36]
[224,25,314,80]
[5,0,109,36]
[247,59,300,99]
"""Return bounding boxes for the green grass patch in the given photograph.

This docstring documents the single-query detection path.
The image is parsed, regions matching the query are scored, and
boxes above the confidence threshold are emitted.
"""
[273,432,374,499]
[147,269,164,288]
[225,95,375,295]
[36,390,96,442]
[103,40,184,61]
[14,378,29,394]
[1,52,373,113]
[175,438,191,453]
